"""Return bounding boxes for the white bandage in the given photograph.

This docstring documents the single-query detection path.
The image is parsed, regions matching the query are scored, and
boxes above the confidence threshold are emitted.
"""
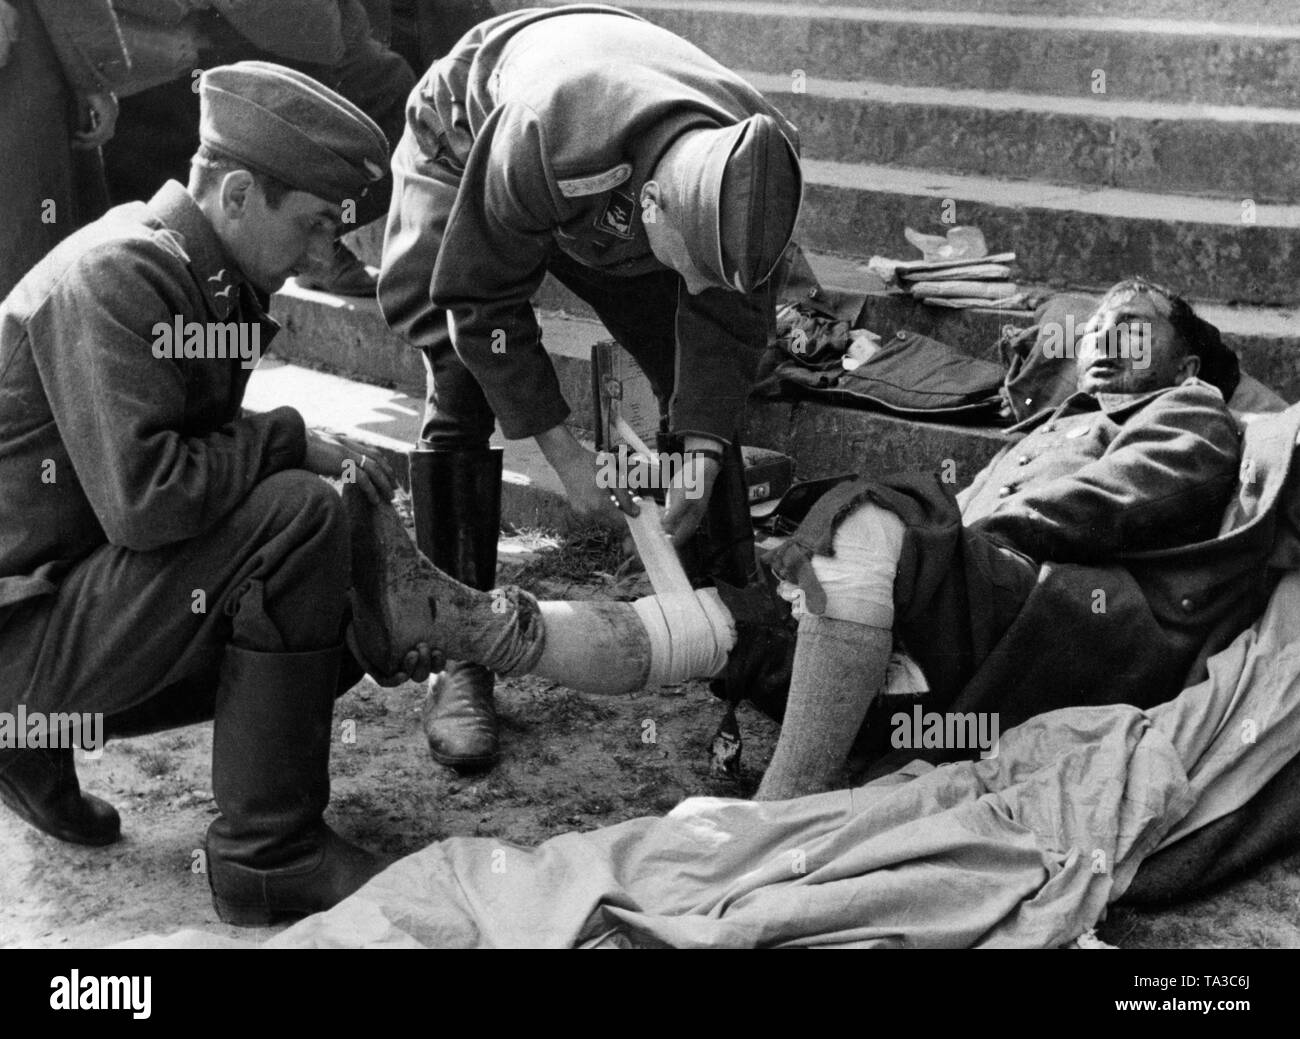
[778,502,905,628]
[632,588,736,687]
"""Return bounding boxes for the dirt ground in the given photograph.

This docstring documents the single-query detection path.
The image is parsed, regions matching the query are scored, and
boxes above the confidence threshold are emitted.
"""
[2,524,1299,948]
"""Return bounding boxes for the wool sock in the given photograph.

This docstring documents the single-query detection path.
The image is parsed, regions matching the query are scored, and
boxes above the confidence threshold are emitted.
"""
[755,614,892,801]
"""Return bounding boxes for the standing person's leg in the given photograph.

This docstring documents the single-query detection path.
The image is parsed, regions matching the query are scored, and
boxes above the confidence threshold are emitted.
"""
[0,471,383,922]
[102,79,200,206]
[294,15,417,294]
[387,0,497,71]
[378,128,504,771]
[0,0,85,297]
[546,255,761,588]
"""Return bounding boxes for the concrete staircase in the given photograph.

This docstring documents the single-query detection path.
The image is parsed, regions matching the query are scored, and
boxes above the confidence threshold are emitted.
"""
[256,0,1300,525]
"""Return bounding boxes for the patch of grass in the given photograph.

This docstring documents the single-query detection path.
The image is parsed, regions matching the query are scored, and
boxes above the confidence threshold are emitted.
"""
[511,525,626,589]
[135,750,176,780]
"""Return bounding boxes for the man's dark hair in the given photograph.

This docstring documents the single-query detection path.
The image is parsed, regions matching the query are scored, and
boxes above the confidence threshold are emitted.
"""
[190,143,294,209]
[1105,276,1240,401]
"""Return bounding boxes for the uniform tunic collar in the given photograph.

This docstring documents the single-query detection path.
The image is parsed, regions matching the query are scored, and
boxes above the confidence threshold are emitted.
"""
[1007,381,1211,435]
[145,180,264,323]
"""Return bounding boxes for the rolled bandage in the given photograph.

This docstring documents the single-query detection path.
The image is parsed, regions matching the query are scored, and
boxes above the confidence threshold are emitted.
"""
[632,587,736,687]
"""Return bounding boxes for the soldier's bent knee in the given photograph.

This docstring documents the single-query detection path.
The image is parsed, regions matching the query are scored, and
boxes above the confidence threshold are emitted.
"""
[802,503,905,628]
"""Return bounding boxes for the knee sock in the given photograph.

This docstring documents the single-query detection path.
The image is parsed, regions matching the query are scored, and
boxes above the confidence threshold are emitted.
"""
[755,614,892,802]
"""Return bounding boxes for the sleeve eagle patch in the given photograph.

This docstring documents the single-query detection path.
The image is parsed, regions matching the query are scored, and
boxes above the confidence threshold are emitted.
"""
[556,162,633,198]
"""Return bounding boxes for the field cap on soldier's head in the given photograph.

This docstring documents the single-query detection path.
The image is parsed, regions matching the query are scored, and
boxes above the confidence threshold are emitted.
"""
[668,114,803,293]
[198,61,389,205]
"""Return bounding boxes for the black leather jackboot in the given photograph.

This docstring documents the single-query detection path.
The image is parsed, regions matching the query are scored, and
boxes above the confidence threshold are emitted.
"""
[0,745,120,846]
[409,446,504,772]
[205,644,385,926]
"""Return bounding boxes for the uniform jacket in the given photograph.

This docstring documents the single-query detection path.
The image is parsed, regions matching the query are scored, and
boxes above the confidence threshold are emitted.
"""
[0,181,306,612]
[28,0,130,90]
[380,4,801,442]
[109,0,370,85]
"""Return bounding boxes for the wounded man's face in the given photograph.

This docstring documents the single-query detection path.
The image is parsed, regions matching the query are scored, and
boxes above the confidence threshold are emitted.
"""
[1074,286,1196,395]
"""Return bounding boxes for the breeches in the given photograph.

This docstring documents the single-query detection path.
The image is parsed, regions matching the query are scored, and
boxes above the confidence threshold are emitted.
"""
[0,471,352,719]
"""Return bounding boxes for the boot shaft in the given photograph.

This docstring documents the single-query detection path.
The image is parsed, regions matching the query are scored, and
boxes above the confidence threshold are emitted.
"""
[408,447,503,590]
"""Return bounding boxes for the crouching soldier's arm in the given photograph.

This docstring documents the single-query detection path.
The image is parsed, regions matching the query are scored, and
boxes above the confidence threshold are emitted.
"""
[970,383,1241,562]
[27,241,307,551]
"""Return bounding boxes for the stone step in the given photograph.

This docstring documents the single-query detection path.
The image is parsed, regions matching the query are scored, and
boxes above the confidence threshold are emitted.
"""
[744,71,1300,203]
[758,0,1300,21]
[798,159,1300,306]
[606,0,1300,109]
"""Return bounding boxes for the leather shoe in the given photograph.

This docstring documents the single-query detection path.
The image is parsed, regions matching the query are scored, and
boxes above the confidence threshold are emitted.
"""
[421,662,499,772]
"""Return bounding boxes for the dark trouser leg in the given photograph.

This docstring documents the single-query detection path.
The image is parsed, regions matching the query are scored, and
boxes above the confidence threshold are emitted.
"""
[388,0,497,71]
[0,0,106,298]
[546,254,761,588]
[0,470,351,719]
[102,79,199,206]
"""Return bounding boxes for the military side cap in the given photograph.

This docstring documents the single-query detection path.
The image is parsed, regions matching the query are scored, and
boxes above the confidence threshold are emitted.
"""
[670,114,803,293]
[199,61,389,205]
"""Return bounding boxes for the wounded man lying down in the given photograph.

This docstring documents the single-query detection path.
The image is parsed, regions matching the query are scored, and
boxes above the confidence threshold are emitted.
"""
[349,278,1258,803]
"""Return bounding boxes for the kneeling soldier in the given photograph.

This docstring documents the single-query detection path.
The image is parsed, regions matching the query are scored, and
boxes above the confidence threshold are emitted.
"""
[0,62,430,924]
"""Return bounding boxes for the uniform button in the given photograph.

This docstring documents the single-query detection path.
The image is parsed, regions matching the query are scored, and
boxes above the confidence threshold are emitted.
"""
[998,485,1015,498]
[1024,397,1033,407]
[1180,598,1196,612]
[896,331,907,340]
[1017,455,1030,466]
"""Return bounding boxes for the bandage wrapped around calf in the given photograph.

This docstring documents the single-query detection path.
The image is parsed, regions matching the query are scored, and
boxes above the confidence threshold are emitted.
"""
[343,486,736,694]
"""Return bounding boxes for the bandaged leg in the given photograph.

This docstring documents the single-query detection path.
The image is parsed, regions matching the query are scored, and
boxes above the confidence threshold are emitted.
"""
[529,590,735,694]
[755,503,905,801]
[378,584,734,696]
[344,483,735,694]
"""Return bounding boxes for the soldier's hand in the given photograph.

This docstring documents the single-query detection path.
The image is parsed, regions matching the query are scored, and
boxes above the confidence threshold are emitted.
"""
[347,628,442,688]
[73,91,119,149]
[536,422,639,525]
[557,448,640,523]
[661,449,721,548]
[304,430,398,503]
[383,643,441,687]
